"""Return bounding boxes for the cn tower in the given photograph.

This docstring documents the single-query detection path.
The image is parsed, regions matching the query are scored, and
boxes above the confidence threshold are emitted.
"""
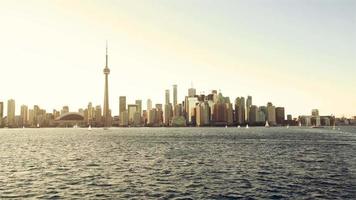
[103,42,111,127]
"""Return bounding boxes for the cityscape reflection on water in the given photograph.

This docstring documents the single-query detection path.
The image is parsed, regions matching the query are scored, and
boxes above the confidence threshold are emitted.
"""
[0,127,355,199]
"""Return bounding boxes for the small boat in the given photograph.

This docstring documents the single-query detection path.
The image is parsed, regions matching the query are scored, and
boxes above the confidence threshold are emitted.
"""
[237,125,240,128]
[246,124,249,129]
[225,125,228,128]
[286,124,290,129]
[265,121,270,128]
[88,125,92,131]
[37,123,40,128]
[298,121,302,127]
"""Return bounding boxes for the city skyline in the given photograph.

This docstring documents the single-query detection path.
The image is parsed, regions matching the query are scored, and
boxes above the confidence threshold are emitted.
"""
[0,0,355,117]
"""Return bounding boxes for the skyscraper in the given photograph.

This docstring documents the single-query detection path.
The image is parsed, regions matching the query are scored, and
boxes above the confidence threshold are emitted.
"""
[20,105,28,126]
[246,96,252,122]
[135,100,142,116]
[119,96,126,116]
[165,89,170,105]
[147,99,152,111]
[173,84,177,106]
[7,99,15,127]
[188,88,196,97]
[103,42,111,127]
[275,107,285,125]
[235,97,245,125]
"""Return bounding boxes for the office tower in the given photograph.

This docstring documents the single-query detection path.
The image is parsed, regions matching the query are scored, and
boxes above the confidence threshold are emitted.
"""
[257,107,266,123]
[147,99,152,111]
[173,104,183,117]
[164,104,173,126]
[196,102,210,126]
[212,102,227,125]
[103,42,111,127]
[148,109,157,126]
[119,96,126,115]
[119,110,129,126]
[267,103,276,126]
[61,106,69,115]
[275,107,285,125]
[246,96,252,122]
[0,102,3,127]
[7,99,15,127]
[127,104,138,125]
[135,100,142,116]
[155,104,163,126]
[249,105,258,125]
[87,102,94,123]
[311,109,319,116]
[287,114,292,121]
[165,89,170,105]
[186,96,199,123]
[235,97,245,125]
[226,103,234,125]
[311,109,320,126]
[95,105,102,125]
[20,105,28,126]
[188,87,196,97]
[173,84,177,106]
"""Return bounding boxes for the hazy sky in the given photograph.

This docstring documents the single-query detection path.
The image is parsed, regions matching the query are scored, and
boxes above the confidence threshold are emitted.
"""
[0,0,355,117]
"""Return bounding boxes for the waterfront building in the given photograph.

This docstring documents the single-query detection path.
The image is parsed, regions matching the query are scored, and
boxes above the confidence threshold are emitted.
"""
[95,105,102,126]
[275,107,285,125]
[128,104,138,125]
[196,102,210,126]
[61,106,69,115]
[173,84,177,106]
[164,103,173,126]
[119,110,129,126]
[165,89,170,105]
[20,105,28,127]
[249,105,258,125]
[186,96,199,124]
[267,103,276,126]
[7,99,15,127]
[119,96,126,116]
[188,87,196,97]
[226,103,234,125]
[135,100,142,116]
[246,96,252,122]
[235,97,245,125]
[147,99,152,111]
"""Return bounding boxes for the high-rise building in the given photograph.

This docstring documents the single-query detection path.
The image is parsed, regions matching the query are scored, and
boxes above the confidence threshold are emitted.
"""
[173,84,177,106]
[186,96,199,123]
[164,104,173,126]
[249,105,258,125]
[95,105,102,125]
[0,102,3,127]
[128,104,138,125]
[135,100,142,116]
[311,109,319,117]
[20,105,28,126]
[196,102,210,126]
[119,110,129,126]
[119,96,126,116]
[246,96,252,122]
[235,97,245,125]
[165,89,170,105]
[267,103,276,126]
[103,42,111,127]
[275,107,285,125]
[7,99,15,127]
[61,106,69,115]
[188,87,196,97]
[147,99,152,111]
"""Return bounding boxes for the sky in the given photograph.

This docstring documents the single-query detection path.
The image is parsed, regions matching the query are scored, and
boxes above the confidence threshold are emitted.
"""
[0,0,355,117]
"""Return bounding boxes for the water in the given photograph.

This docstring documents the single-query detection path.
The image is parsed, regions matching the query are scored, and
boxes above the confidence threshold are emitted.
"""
[0,127,355,199]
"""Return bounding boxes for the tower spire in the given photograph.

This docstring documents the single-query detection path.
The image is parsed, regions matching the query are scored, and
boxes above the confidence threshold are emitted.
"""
[105,40,108,68]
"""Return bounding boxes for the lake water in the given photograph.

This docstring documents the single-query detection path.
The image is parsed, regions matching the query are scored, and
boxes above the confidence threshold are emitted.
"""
[0,127,355,199]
